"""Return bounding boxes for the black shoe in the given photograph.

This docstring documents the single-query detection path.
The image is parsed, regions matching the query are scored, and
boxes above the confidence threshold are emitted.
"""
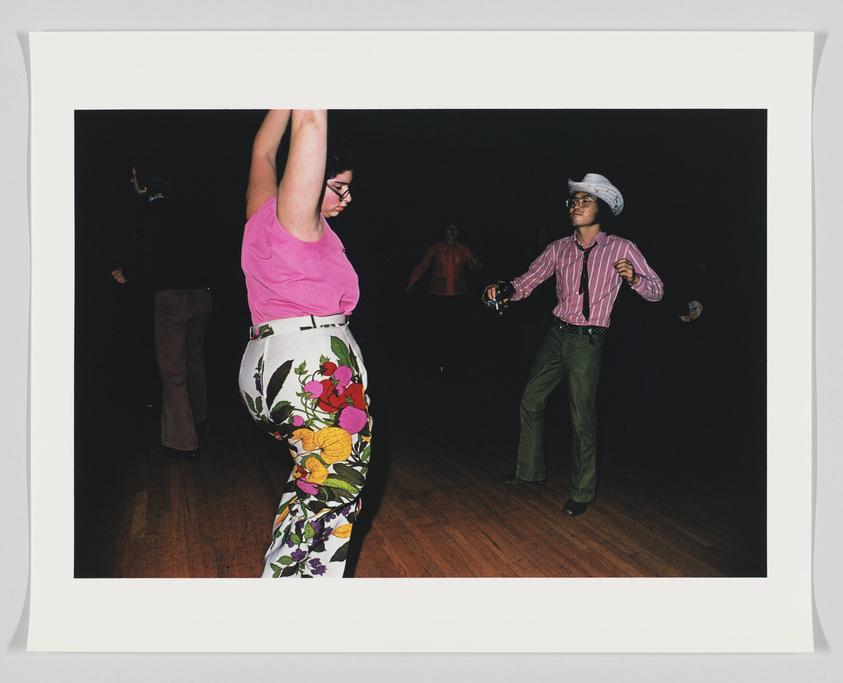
[562,499,589,517]
[500,474,546,486]
[166,447,201,462]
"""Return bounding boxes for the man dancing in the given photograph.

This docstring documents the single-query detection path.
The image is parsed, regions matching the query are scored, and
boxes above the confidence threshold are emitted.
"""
[484,173,663,517]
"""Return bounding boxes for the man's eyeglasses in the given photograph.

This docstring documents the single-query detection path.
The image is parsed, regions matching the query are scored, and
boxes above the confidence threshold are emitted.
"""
[566,196,597,209]
[326,182,351,201]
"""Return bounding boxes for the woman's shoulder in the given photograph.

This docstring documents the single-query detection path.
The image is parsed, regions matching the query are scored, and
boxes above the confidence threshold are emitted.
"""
[246,196,278,224]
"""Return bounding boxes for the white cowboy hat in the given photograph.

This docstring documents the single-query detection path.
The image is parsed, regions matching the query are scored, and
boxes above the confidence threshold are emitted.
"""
[568,173,624,216]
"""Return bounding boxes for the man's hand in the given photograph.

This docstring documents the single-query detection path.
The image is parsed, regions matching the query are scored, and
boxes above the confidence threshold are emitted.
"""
[483,280,515,314]
[613,259,639,285]
[483,283,513,304]
[111,267,128,284]
[483,283,501,302]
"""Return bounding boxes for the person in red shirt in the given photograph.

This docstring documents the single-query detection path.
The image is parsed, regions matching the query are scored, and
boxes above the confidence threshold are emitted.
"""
[406,224,482,296]
[405,224,483,376]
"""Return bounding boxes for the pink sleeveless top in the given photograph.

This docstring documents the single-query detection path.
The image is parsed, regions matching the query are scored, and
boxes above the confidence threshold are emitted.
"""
[242,198,359,325]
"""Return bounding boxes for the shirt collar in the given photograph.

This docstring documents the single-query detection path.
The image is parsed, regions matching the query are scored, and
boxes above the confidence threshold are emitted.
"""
[572,230,604,249]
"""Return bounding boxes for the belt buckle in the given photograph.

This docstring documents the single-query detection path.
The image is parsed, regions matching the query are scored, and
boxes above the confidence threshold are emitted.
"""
[300,315,318,331]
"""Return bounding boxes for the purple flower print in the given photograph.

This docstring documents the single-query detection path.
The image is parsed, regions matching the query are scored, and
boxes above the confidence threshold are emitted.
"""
[291,548,307,563]
[304,380,323,400]
[309,558,327,576]
[296,479,318,495]
[334,366,353,388]
[338,406,368,435]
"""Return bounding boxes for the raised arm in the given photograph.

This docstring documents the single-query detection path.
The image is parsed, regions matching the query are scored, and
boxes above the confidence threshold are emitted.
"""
[275,110,329,241]
[245,110,291,220]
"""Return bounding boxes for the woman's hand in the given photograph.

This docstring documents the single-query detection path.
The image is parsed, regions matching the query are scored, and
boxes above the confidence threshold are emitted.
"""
[111,267,127,284]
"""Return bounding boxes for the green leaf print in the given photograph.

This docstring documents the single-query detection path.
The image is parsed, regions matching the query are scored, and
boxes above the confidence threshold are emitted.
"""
[290,532,302,545]
[253,355,264,381]
[276,555,294,566]
[295,360,308,376]
[244,393,257,414]
[266,360,294,408]
[304,522,316,541]
[330,541,350,563]
[330,336,355,372]
[332,463,365,488]
[270,402,294,425]
[322,477,359,497]
[307,499,328,514]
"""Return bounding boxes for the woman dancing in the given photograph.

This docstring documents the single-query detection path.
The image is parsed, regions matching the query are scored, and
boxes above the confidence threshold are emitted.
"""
[239,110,371,578]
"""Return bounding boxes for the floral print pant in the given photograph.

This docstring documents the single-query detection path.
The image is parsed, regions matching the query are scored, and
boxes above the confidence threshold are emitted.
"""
[238,317,371,578]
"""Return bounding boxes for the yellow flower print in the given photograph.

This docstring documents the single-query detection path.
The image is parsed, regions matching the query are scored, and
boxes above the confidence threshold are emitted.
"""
[304,456,329,485]
[291,426,352,464]
[333,524,353,538]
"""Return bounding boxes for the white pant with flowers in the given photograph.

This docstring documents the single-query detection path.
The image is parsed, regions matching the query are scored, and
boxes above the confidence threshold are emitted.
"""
[238,316,371,578]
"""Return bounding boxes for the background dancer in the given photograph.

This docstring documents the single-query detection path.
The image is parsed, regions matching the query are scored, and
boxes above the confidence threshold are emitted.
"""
[405,223,483,375]
[111,159,212,462]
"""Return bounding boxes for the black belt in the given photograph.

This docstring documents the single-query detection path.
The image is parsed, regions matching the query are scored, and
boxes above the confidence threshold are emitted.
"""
[554,318,607,335]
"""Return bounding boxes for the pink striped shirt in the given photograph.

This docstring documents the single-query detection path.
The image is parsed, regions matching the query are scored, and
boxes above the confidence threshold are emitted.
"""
[242,198,359,325]
[512,232,663,328]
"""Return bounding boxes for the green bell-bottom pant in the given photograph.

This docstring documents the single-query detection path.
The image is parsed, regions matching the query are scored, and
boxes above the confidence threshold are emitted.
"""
[515,322,606,502]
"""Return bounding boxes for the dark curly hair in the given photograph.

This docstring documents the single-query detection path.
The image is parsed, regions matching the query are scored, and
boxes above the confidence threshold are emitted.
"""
[325,147,355,181]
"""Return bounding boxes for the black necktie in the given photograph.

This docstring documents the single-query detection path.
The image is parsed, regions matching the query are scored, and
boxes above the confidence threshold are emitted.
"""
[577,242,596,321]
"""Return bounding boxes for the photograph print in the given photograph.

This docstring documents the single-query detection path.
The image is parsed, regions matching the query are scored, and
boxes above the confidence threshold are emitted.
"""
[73,107,767,581]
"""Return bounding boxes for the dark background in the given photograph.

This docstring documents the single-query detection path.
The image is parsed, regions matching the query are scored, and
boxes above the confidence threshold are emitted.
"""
[74,108,767,575]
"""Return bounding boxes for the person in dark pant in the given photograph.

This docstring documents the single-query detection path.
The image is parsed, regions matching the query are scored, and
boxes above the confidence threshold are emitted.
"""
[406,223,483,375]
[112,161,212,461]
[484,173,663,517]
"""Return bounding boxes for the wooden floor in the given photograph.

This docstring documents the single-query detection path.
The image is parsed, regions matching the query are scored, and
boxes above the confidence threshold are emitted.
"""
[74,320,766,579]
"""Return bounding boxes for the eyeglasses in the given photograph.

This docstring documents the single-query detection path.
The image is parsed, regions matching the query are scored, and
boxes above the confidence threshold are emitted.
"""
[326,182,351,201]
[566,196,597,209]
